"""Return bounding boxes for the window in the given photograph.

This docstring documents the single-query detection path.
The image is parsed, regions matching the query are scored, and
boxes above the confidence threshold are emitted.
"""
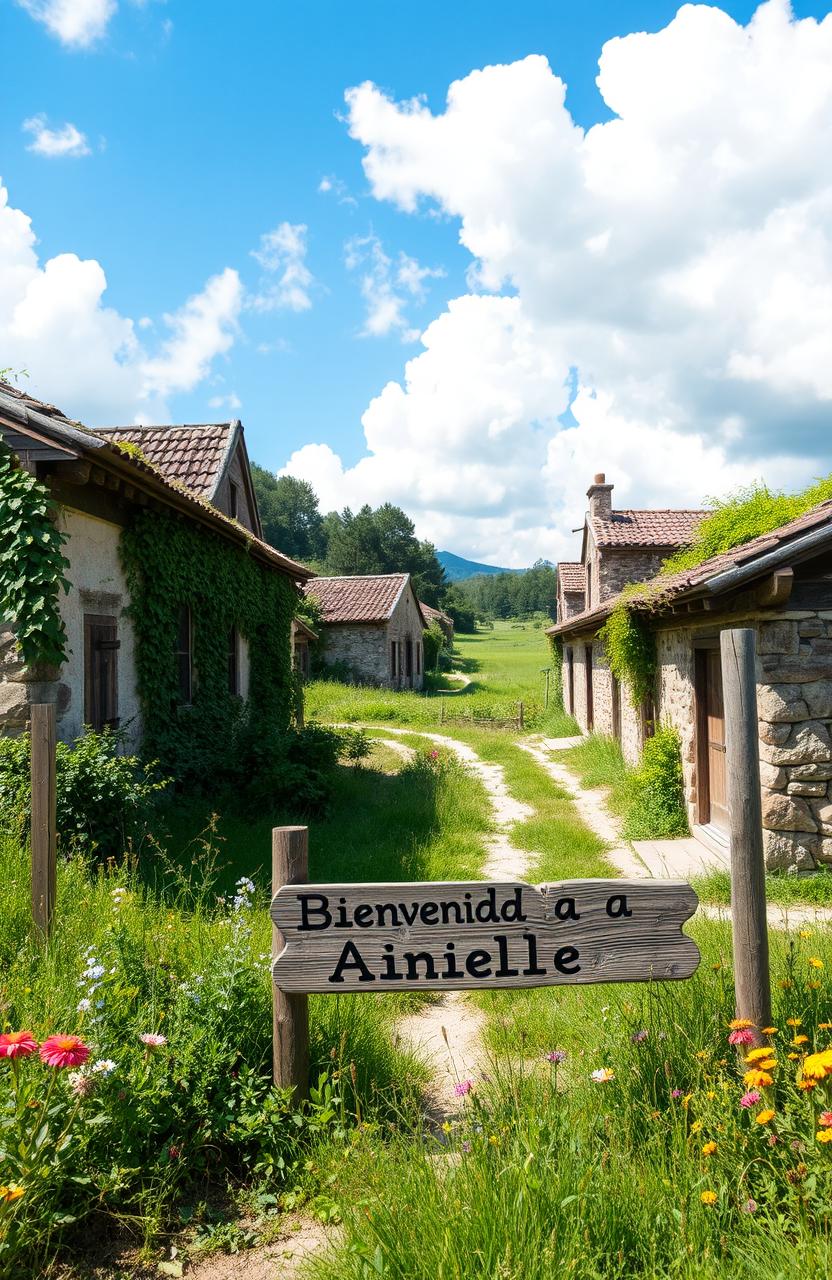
[416,643,421,676]
[84,615,119,732]
[390,640,398,679]
[176,606,192,705]
[229,480,239,521]
[405,639,413,679]
[228,626,239,695]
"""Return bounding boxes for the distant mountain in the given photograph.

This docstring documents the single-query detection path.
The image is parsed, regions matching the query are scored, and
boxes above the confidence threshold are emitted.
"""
[438,550,523,582]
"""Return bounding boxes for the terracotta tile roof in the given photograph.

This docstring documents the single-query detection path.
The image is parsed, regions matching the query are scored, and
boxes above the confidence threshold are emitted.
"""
[558,562,586,592]
[93,423,235,497]
[549,499,832,637]
[421,603,453,625]
[590,509,704,548]
[0,380,76,423]
[304,574,413,624]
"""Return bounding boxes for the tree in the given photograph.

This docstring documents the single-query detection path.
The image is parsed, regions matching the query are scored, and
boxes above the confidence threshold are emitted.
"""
[251,467,325,563]
[321,503,446,601]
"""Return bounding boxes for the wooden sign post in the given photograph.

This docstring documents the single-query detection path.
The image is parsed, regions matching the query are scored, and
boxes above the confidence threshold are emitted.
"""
[30,702,57,936]
[721,628,772,1040]
[272,826,310,1100]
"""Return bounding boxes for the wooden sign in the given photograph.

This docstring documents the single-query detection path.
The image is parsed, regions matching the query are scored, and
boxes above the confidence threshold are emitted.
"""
[271,878,699,993]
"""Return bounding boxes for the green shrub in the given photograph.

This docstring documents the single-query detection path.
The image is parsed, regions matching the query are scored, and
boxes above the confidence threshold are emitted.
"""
[422,621,445,673]
[598,595,656,707]
[0,728,168,860]
[622,724,689,840]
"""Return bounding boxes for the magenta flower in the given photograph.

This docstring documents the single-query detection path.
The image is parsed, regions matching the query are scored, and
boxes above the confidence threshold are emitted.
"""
[631,1030,648,1044]
[740,1090,761,1108]
[545,1050,567,1064]
[671,1088,683,1100]
[454,1079,473,1097]
[728,1029,755,1046]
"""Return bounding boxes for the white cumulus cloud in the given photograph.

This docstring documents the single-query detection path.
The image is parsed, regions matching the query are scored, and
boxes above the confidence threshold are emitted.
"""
[285,0,832,563]
[250,222,314,312]
[23,115,91,158]
[17,0,117,48]
[345,233,444,339]
[0,179,242,425]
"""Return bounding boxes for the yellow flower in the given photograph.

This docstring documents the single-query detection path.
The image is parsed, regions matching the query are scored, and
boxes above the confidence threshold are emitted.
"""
[700,1190,718,1206]
[690,1120,703,1134]
[807,981,821,990]
[746,1047,775,1063]
[798,1079,817,1091]
[802,1050,832,1081]
[792,1035,809,1046]
[682,1093,693,1109]
[788,1053,800,1060]
[817,1130,832,1144]
[488,1135,499,1146]
[0,1185,24,1203]
[808,957,824,969]
[743,1069,774,1088]
[695,1050,710,1060]
[787,1018,802,1028]
[762,1027,778,1035]
[706,1091,716,1100]
[441,1121,453,1135]
[755,1110,775,1125]
[779,980,793,989]
[819,1022,832,1031]
[800,930,813,939]
[729,1019,755,1030]
[702,1141,718,1156]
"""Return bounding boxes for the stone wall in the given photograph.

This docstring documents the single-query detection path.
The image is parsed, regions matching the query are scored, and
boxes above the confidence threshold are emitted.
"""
[561,637,644,763]
[656,627,698,826]
[321,623,388,684]
[598,548,670,603]
[387,585,425,690]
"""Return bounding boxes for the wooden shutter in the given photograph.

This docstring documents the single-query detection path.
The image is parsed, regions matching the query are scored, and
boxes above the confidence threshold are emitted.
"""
[84,615,119,732]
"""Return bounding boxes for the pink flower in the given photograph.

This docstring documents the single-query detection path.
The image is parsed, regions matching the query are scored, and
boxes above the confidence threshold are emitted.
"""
[545,1050,567,1064]
[139,1033,167,1049]
[671,1089,683,1099]
[819,1111,832,1128]
[741,1198,757,1214]
[39,1035,90,1070]
[429,750,439,760]
[454,1079,473,1096]
[728,1029,755,1046]
[68,1071,95,1098]
[740,1090,762,1108]
[0,1031,38,1059]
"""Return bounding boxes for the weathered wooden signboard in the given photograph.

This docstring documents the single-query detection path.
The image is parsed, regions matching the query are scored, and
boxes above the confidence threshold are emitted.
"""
[271,878,699,993]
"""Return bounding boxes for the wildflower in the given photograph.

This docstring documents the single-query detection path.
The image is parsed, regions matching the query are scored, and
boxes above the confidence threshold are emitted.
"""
[706,1091,716,1100]
[167,1144,181,1159]
[746,1047,775,1064]
[488,1135,499,1146]
[461,1140,472,1154]
[702,1141,717,1156]
[791,1035,809,1046]
[695,1050,709,1060]
[454,1079,474,1097]
[761,1027,778,1035]
[786,1018,802,1028]
[802,1049,832,1081]
[590,1068,615,1083]
[139,1033,167,1049]
[681,1094,693,1109]
[743,1069,773,1088]
[816,1130,832,1144]
[729,1018,754,1030]
[742,1198,757,1214]
[798,1079,817,1091]
[788,1052,800,1061]
[671,1088,683,1099]
[808,957,824,969]
[778,980,792,989]
[441,1121,453,1135]
[768,1134,779,1146]
[0,1185,25,1204]
[429,750,439,760]
[76,998,91,1013]
[818,1112,832,1128]
[800,930,812,939]
[690,1120,703,1134]
[807,981,821,990]
[740,1090,761,1108]
[728,1029,755,1046]
[0,1031,38,1059]
[700,1190,718,1206]
[92,1059,116,1076]
[39,1035,89,1070]
[755,1110,775,1125]
[68,1071,95,1098]
[83,964,105,982]
[631,1030,648,1044]
[545,1050,567,1064]
[819,1022,832,1031]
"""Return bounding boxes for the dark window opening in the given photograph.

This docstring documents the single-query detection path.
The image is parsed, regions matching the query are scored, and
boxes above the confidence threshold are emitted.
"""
[84,614,119,732]
[416,643,421,676]
[229,481,239,521]
[390,640,398,678]
[176,606,192,705]
[405,639,413,679]
[228,626,239,695]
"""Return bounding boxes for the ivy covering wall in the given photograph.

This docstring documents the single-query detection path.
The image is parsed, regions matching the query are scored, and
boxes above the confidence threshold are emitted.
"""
[120,509,298,789]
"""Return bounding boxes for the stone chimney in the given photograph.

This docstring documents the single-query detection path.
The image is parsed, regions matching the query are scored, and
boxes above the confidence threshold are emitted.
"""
[587,472,613,521]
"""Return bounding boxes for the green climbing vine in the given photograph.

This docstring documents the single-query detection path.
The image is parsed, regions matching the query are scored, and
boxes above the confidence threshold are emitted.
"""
[0,442,69,667]
[120,508,298,791]
[598,585,657,708]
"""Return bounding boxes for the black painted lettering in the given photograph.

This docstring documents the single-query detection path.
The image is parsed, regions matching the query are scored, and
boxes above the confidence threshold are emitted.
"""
[522,932,547,976]
[553,896,580,922]
[501,887,527,923]
[494,933,519,978]
[353,904,374,927]
[606,894,633,919]
[403,951,438,981]
[440,900,463,925]
[466,948,493,979]
[380,943,403,982]
[329,941,376,984]
[474,888,500,924]
[298,894,331,932]
[553,945,581,974]
[376,903,401,928]
[420,902,439,925]
[441,941,464,980]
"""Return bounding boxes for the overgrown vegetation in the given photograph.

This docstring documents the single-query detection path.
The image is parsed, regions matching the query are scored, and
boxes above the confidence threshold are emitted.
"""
[0,443,69,668]
[664,475,832,574]
[561,727,689,840]
[598,588,656,707]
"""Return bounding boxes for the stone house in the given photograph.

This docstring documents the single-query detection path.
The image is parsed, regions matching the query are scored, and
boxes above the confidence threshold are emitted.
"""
[550,473,832,871]
[0,381,311,751]
[421,602,455,644]
[304,574,426,689]
[291,618,317,681]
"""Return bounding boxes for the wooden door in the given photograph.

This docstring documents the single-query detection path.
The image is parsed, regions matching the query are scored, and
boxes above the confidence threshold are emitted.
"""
[84,615,119,732]
[696,648,728,831]
[584,645,594,731]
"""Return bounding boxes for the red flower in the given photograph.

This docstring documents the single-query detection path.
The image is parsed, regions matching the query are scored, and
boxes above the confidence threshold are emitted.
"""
[39,1035,90,1070]
[0,1031,38,1059]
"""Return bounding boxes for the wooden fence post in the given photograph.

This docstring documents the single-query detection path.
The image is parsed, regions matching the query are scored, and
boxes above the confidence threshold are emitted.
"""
[517,701,524,732]
[720,628,772,1041]
[30,702,57,935]
[272,825,310,1100]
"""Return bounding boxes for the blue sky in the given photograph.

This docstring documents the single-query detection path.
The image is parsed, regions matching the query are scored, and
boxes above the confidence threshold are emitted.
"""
[3,1,832,562]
